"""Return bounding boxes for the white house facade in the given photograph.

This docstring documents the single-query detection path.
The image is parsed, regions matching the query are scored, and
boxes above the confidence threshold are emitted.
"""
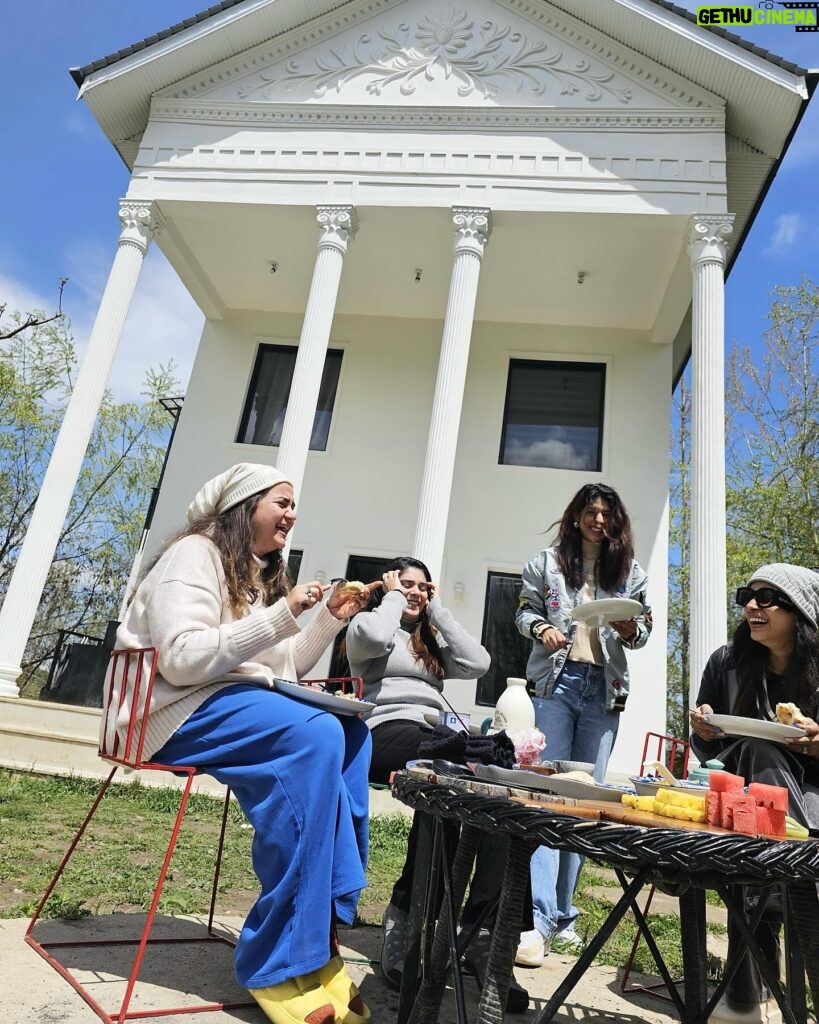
[0,0,813,777]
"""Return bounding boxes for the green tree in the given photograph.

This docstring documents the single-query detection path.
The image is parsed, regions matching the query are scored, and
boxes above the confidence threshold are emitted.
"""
[0,302,180,696]
[666,372,690,740]
[725,277,819,586]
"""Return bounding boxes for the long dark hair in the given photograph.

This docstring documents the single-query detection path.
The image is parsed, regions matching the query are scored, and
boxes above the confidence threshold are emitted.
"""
[732,615,819,719]
[152,490,292,616]
[551,483,634,592]
[355,556,447,680]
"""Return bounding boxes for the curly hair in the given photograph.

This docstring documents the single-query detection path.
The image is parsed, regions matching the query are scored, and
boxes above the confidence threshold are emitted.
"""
[550,482,634,592]
[155,491,292,617]
[732,614,819,720]
[350,556,447,680]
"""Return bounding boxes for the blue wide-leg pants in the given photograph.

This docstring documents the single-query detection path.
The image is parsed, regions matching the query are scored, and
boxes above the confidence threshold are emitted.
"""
[153,683,372,989]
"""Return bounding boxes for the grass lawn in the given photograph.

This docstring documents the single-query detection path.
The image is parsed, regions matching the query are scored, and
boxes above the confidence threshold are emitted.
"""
[0,768,714,979]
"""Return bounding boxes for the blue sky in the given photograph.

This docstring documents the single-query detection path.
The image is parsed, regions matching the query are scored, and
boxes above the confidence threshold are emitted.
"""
[0,1,817,401]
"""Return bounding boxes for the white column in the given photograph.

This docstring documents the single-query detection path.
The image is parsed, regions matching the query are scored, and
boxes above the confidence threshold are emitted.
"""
[0,200,158,696]
[687,213,734,712]
[413,207,492,580]
[276,205,357,502]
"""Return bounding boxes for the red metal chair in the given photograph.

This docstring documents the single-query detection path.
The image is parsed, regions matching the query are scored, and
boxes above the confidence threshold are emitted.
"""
[619,731,691,999]
[24,646,364,1024]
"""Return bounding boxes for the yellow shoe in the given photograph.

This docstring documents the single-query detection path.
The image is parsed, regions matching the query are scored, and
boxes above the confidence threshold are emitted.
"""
[249,974,340,1024]
[317,957,371,1023]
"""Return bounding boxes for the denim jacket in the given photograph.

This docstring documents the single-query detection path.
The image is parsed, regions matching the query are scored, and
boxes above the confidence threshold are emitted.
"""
[515,547,652,710]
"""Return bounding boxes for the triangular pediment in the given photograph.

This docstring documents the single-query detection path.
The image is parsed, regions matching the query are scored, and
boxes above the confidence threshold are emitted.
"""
[161,0,722,112]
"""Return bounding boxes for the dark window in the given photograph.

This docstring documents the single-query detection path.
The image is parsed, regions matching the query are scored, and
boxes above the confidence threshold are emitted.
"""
[237,345,343,450]
[476,572,531,706]
[287,549,303,583]
[328,554,395,679]
[499,359,605,471]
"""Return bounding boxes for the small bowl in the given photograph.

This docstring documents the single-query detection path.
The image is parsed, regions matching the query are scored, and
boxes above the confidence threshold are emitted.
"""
[629,776,708,797]
[552,759,596,775]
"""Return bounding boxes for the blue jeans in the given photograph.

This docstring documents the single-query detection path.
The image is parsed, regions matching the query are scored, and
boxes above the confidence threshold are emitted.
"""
[530,662,619,937]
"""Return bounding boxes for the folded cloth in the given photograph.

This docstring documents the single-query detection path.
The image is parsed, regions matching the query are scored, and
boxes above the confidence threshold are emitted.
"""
[463,735,495,764]
[418,725,468,763]
[491,731,517,769]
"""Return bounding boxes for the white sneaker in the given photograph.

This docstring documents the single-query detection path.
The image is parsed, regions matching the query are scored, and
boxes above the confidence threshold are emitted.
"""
[515,929,546,967]
[552,923,584,950]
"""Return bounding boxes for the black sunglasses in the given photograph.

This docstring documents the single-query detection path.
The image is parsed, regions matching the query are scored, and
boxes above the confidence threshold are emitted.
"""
[735,586,795,611]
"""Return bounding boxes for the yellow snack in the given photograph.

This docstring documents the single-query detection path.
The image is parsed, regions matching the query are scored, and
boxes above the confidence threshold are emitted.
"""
[653,788,707,813]
[621,794,655,811]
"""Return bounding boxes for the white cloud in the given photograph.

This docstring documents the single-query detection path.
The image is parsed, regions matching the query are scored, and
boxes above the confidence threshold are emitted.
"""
[65,243,204,401]
[763,213,804,256]
[503,438,592,470]
[1,245,203,402]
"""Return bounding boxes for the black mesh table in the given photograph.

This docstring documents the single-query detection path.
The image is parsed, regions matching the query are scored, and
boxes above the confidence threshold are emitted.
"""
[391,769,819,1024]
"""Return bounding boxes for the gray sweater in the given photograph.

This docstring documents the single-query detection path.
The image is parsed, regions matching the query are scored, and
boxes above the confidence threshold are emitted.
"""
[346,590,491,730]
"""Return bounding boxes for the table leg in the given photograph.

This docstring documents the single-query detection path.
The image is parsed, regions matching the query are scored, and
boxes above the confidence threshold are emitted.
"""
[783,885,807,1024]
[408,823,480,1024]
[398,811,436,1024]
[613,869,685,1016]
[533,868,649,1023]
[678,887,708,1024]
[475,837,536,1024]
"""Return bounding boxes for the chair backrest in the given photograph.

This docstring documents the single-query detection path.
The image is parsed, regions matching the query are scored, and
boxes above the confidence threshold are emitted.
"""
[100,647,160,768]
[639,731,690,779]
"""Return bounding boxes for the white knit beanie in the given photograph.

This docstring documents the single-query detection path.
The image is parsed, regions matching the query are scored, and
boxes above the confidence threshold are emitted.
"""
[186,463,292,523]
[749,563,819,629]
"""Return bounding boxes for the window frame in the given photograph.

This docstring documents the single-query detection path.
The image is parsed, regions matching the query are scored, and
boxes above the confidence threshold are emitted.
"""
[236,342,344,451]
[498,357,607,472]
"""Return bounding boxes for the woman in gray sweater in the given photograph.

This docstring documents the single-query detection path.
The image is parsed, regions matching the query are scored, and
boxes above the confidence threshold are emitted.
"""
[346,556,530,1013]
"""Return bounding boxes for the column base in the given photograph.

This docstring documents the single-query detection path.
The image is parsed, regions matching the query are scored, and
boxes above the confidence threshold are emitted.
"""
[0,663,22,698]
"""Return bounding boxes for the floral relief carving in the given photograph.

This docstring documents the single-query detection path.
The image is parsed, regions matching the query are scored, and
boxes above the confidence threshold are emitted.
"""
[237,8,633,103]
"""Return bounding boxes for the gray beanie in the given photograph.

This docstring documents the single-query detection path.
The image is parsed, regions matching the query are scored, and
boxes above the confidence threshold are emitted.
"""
[749,563,819,629]
[186,463,291,523]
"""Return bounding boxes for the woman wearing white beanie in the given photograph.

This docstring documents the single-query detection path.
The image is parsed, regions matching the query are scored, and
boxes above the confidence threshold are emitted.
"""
[102,463,379,1024]
[690,562,819,1018]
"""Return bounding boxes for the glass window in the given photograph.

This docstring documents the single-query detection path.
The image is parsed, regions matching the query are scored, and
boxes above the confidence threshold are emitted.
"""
[237,345,343,450]
[476,572,531,706]
[499,359,605,471]
[287,549,303,583]
[328,554,395,679]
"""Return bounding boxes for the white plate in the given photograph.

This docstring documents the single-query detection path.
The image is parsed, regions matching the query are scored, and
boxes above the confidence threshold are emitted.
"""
[422,711,483,736]
[474,764,628,803]
[571,598,642,627]
[274,679,375,715]
[704,714,806,743]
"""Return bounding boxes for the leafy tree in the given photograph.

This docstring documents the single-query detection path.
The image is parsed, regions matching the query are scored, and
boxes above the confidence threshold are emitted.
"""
[667,277,819,736]
[0,302,180,696]
[666,372,690,740]
[725,277,819,583]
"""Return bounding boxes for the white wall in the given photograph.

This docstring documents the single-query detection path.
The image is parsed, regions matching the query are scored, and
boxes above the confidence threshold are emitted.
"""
[148,308,671,776]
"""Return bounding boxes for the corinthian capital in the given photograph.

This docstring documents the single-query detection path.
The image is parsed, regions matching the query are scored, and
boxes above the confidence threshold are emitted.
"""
[118,200,159,253]
[452,207,492,258]
[315,205,358,254]
[687,214,734,268]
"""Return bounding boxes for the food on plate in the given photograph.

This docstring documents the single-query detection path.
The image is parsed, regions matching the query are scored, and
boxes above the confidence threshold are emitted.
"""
[333,579,367,600]
[554,770,596,782]
[775,701,807,726]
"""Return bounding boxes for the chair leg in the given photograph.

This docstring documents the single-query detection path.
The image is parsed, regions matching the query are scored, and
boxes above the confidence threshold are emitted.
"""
[26,769,251,1024]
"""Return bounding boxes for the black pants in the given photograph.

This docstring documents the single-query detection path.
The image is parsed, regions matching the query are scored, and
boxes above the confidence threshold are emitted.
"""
[370,718,533,931]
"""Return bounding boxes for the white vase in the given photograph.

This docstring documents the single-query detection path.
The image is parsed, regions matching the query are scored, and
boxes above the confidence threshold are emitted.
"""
[492,676,535,732]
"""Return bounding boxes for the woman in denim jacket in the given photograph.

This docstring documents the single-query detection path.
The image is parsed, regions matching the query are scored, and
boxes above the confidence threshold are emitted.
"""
[514,483,651,961]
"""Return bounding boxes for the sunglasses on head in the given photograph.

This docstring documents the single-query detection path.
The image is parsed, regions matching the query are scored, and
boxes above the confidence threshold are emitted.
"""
[735,586,795,611]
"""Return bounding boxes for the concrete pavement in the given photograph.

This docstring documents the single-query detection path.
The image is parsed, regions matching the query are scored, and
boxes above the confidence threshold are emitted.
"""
[1,912,684,1024]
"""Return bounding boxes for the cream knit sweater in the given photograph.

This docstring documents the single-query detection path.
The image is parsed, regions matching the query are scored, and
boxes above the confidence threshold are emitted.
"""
[101,535,345,760]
